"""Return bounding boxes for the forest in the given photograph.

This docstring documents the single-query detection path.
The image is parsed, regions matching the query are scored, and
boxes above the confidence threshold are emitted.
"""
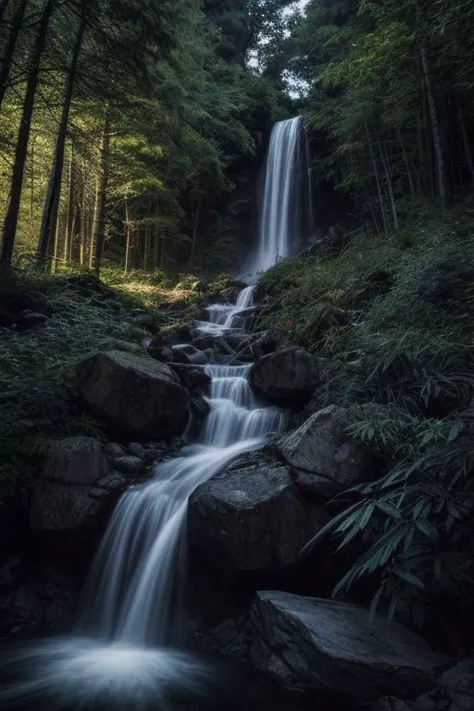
[2,0,474,699]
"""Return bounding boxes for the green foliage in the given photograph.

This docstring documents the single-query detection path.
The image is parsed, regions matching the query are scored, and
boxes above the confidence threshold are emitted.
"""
[306,409,474,636]
[0,268,178,489]
[260,213,474,637]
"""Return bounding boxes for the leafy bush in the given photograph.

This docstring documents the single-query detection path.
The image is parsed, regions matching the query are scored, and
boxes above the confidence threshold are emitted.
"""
[259,214,474,642]
[305,408,474,644]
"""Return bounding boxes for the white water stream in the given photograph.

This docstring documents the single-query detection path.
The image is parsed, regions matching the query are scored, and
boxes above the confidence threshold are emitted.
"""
[1,286,287,709]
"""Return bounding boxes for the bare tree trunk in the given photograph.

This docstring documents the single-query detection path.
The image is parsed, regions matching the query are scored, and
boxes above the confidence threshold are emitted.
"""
[124,198,131,276]
[189,192,201,271]
[420,40,447,208]
[64,144,75,262]
[397,129,415,198]
[93,110,111,277]
[0,0,28,110]
[30,132,36,222]
[38,6,87,266]
[1,0,54,267]
[152,202,159,269]
[0,0,11,24]
[160,237,165,268]
[454,94,474,185]
[378,137,399,230]
[365,124,389,237]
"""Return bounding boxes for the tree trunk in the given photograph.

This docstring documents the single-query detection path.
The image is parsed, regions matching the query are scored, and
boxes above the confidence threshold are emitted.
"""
[0,0,11,24]
[124,198,131,276]
[64,144,75,262]
[397,129,415,198]
[160,236,165,268]
[93,110,111,276]
[37,7,87,266]
[377,137,399,230]
[455,94,474,185]
[189,191,201,271]
[420,40,447,208]
[0,0,28,111]
[365,124,389,237]
[0,0,54,267]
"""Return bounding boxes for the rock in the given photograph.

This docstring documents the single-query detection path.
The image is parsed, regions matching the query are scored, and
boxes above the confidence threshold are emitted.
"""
[128,442,146,459]
[0,564,76,639]
[30,437,111,535]
[373,700,413,711]
[16,310,48,331]
[104,442,126,458]
[219,286,240,302]
[190,396,211,421]
[249,591,447,704]
[170,363,211,395]
[78,350,189,437]
[276,405,375,498]
[188,461,327,572]
[172,344,209,366]
[437,659,474,711]
[250,348,323,406]
[113,455,144,475]
[0,491,28,557]
[148,344,174,362]
[0,557,24,589]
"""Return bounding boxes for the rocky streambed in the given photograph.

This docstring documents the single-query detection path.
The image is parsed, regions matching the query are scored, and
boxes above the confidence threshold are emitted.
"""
[0,286,472,711]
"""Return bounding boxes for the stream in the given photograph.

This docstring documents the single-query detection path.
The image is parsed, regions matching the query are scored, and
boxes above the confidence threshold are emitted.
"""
[0,286,289,709]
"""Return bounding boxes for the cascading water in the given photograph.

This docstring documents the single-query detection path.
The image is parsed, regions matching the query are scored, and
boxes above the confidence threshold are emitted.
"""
[249,116,313,276]
[1,286,287,710]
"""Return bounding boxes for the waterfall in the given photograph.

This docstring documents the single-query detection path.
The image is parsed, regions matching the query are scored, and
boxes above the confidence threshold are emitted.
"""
[1,286,287,710]
[250,116,313,276]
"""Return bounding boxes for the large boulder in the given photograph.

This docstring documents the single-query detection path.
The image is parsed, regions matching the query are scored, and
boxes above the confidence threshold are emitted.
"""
[78,350,189,437]
[30,437,125,537]
[171,344,209,366]
[249,591,447,705]
[187,460,327,572]
[249,348,323,406]
[276,405,375,498]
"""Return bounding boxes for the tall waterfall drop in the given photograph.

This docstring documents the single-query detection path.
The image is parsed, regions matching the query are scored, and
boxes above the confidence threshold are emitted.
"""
[251,116,313,275]
[0,118,311,711]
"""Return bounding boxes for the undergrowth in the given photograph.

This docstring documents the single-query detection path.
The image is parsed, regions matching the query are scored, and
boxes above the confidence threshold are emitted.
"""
[0,267,207,491]
[259,208,474,645]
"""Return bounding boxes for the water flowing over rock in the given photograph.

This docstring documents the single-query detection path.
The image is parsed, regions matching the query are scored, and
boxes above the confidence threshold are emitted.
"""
[78,349,189,437]
[250,347,323,406]
[276,405,375,498]
[188,459,327,572]
[249,591,448,704]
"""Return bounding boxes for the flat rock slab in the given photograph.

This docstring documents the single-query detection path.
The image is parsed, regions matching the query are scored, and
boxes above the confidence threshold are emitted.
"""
[250,591,448,704]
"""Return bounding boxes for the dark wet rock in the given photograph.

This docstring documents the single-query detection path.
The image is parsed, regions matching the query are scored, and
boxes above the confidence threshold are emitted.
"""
[78,350,189,437]
[170,363,211,395]
[190,396,211,421]
[249,591,448,704]
[30,437,121,537]
[0,491,29,558]
[148,343,174,362]
[104,442,126,458]
[0,557,24,590]
[172,344,209,366]
[128,442,147,459]
[193,615,253,662]
[276,405,375,498]
[219,286,240,303]
[373,700,413,711]
[250,348,324,406]
[0,564,76,639]
[188,461,327,572]
[111,455,144,475]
